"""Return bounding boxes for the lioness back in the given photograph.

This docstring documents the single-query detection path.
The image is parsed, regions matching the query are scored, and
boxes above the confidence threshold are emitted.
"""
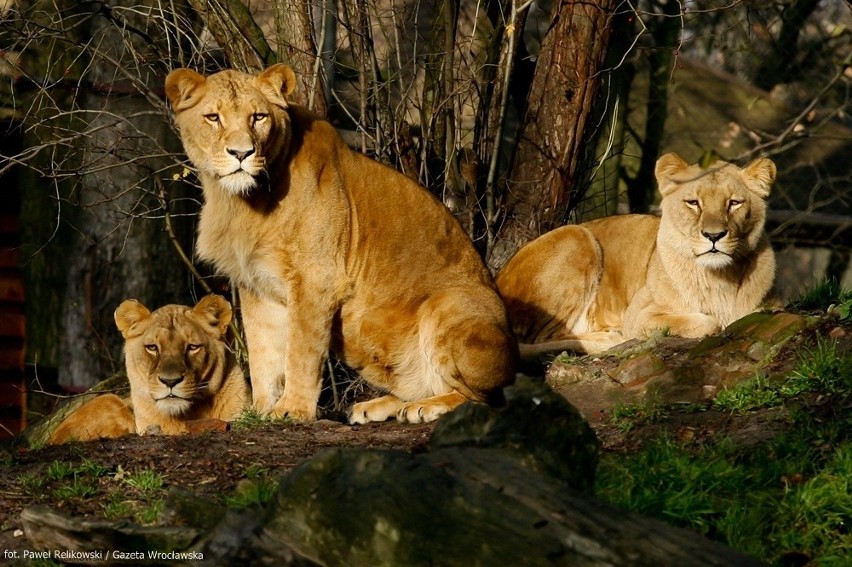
[497,153,776,354]
[497,215,659,344]
[165,65,516,425]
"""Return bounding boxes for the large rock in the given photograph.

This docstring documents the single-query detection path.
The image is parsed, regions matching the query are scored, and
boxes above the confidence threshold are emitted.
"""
[546,312,808,421]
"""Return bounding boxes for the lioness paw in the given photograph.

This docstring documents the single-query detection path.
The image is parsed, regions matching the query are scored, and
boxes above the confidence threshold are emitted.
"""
[677,315,721,338]
[271,396,317,421]
[397,402,449,424]
[348,396,404,425]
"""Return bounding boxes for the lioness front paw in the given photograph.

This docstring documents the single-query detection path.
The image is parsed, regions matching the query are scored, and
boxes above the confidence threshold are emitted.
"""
[348,396,404,425]
[397,402,449,424]
[252,395,277,415]
[271,395,317,421]
[678,315,722,338]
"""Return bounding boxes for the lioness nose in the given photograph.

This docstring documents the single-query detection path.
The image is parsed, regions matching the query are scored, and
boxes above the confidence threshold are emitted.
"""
[227,147,255,162]
[702,230,728,243]
[159,375,184,389]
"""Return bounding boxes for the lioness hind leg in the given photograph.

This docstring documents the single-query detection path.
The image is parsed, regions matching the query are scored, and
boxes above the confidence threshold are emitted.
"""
[49,394,136,445]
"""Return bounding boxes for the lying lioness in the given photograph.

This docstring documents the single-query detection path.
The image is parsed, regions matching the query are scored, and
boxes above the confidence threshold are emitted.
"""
[49,295,249,443]
[496,153,777,355]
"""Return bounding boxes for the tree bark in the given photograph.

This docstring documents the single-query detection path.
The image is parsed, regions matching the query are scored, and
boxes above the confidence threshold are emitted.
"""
[272,0,328,114]
[185,0,276,72]
[752,0,821,91]
[489,0,619,270]
[13,1,195,391]
[627,0,681,214]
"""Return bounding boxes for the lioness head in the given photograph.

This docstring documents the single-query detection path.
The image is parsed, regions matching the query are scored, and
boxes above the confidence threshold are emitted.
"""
[114,295,234,417]
[164,64,298,196]
[655,152,776,269]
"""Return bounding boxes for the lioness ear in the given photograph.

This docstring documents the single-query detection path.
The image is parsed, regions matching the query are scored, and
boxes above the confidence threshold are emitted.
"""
[192,294,233,338]
[742,157,776,199]
[257,64,297,107]
[115,299,152,339]
[655,152,691,196]
[165,68,206,112]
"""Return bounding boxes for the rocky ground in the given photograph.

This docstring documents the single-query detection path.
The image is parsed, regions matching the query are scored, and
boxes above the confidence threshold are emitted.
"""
[0,309,847,564]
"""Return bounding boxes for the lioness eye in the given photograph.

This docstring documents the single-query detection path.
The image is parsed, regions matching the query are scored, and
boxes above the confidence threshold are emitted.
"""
[145,344,158,354]
[252,113,268,125]
[685,199,699,208]
[728,199,742,209]
[187,344,201,353]
[204,114,220,124]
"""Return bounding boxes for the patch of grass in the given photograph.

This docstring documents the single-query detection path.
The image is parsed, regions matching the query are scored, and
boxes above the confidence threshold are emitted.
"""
[610,397,666,432]
[102,492,134,520]
[597,429,852,564]
[18,471,46,496]
[789,278,852,313]
[714,373,782,413]
[226,463,277,508]
[44,460,75,481]
[554,352,583,365]
[598,334,852,566]
[77,458,110,478]
[53,477,98,500]
[124,469,165,497]
[783,337,852,395]
[114,469,168,525]
[18,459,112,505]
[715,337,852,414]
[232,407,292,431]
[133,498,165,525]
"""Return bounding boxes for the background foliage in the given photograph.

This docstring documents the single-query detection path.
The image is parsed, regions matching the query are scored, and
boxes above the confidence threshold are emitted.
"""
[0,0,849,397]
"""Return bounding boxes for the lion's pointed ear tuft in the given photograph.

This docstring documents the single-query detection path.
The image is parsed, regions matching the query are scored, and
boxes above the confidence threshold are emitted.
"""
[257,64,298,106]
[743,157,776,199]
[165,68,206,111]
[192,294,233,338]
[115,299,152,339]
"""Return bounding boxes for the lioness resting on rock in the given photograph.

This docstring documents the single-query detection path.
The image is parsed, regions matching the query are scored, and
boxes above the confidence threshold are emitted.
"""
[496,153,777,355]
[49,295,249,443]
[164,64,516,424]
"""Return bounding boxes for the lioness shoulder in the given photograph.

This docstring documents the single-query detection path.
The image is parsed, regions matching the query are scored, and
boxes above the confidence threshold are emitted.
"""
[496,152,777,355]
[165,65,516,424]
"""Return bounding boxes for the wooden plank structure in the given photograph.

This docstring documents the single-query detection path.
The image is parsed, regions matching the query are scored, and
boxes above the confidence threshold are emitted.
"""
[0,211,26,439]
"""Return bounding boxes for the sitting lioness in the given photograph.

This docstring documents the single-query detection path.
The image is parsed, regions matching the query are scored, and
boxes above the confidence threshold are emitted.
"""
[49,295,250,443]
[164,65,516,424]
[496,153,777,355]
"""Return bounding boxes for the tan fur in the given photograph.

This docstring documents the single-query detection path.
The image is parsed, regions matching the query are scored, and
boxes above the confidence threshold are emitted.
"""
[496,153,777,354]
[113,295,250,434]
[164,65,516,424]
[49,394,135,444]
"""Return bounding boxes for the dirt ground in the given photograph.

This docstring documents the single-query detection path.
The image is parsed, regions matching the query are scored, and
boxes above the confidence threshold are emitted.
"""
[0,315,847,560]
[0,419,434,557]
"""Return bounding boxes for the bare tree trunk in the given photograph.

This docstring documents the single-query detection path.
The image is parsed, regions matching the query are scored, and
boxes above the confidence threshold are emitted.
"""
[273,0,328,114]
[472,0,530,257]
[186,0,276,71]
[13,1,194,392]
[488,0,618,270]
[422,0,464,216]
[752,0,821,91]
[626,0,680,214]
